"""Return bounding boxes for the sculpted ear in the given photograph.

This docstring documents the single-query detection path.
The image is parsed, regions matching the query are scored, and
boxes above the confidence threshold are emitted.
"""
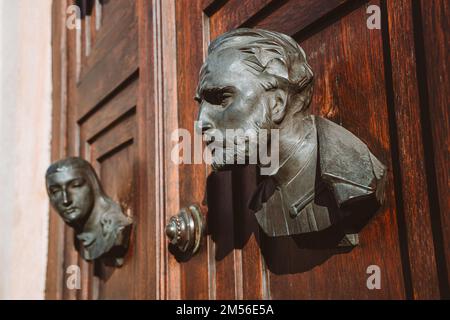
[264,58,288,80]
[270,89,288,124]
[263,58,289,124]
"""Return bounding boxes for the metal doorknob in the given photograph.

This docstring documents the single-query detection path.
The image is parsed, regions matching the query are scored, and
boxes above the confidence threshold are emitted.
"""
[165,204,204,254]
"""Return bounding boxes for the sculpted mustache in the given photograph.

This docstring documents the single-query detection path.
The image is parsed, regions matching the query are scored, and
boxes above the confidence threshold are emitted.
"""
[203,132,258,144]
[205,137,251,145]
[202,127,260,142]
[208,143,250,161]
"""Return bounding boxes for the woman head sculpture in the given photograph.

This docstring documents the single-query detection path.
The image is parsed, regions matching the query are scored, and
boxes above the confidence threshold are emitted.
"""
[46,157,132,265]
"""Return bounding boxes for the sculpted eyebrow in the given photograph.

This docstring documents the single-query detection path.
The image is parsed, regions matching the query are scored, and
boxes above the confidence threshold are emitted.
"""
[199,86,234,97]
[48,178,82,188]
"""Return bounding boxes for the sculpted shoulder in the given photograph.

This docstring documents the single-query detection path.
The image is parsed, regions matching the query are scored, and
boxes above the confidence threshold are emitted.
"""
[315,115,386,207]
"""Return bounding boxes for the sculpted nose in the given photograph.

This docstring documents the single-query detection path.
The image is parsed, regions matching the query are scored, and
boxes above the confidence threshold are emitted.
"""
[62,190,72,207]
[196,120,213,135]
[196,108,214,135]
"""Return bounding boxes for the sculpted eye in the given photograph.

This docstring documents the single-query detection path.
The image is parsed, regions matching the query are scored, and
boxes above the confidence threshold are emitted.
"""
[71,179,85,188]
[220,92,233,107]
[49,187,60,195]
[203,88,234,107]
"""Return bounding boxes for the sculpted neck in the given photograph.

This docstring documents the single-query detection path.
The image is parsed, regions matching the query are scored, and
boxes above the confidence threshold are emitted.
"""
[262,113,316,185]
[78,197,110,234]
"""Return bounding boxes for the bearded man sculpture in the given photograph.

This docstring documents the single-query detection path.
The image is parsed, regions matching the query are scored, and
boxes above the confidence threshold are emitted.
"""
[46,157,133,266]
[196,28,386,240]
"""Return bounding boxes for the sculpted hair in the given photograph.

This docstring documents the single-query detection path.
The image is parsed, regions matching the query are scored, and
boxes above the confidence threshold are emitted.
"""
[46,157,106,198]
[207,28,314,112]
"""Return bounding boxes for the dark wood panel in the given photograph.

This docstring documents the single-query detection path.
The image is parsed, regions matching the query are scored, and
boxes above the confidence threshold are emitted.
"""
[96,143,137,299]
[52,0,155,300]
[252,0,349,36]
[385,0,440,299]
[208,171,238,299]
[232,166,264,299]
[78,256,94,299]
[206,1,269,298]
[80,78,137,142]
[420,0,450,297]
[80,1,136,81]
[91,114,135,161]
[93,0,132,47]
[253,1,405,299]
[209,0,273,39]
[176,0,409,300]
[79,108,136,300]
[76,15,138,120]
[203,0,224,12]
[102,0,135,28]
[176,0,211,299]
[48,0,447,300]
[136,0,173,299]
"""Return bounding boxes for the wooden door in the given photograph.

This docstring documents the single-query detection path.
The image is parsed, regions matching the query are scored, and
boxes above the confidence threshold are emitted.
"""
[47,0,449,300]
[173,0,449,300]
[47,0,163,299]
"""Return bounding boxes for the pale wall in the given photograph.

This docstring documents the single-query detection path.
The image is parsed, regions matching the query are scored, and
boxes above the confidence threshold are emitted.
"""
[0,0,52,299]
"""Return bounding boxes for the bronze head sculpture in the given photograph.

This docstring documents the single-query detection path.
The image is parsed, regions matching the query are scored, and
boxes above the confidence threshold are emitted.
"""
[196,28,386,239]
[46,157,132,266]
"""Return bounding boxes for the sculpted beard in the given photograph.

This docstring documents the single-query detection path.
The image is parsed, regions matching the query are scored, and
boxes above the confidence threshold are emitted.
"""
[205,95,273,171]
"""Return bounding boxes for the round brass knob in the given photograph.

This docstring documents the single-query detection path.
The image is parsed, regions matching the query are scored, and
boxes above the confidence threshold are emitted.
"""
[165,205,204,254]
[165,220,178,242]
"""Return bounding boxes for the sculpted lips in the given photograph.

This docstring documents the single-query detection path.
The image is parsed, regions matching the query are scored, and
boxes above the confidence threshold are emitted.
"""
[205,138,214,147]
[83,237,95,248]
[63,207,78,218]
[78,234,95,248]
